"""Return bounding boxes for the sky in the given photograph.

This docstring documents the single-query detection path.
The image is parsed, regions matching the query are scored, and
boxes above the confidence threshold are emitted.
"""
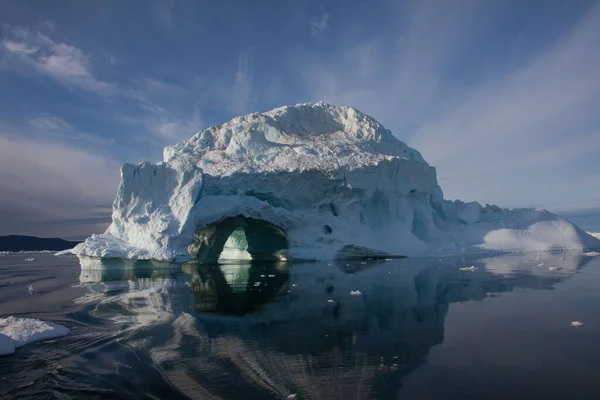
[0,0,599,239]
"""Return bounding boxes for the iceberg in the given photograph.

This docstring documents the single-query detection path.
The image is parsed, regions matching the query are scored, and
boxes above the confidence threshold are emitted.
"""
[73,102,600,262]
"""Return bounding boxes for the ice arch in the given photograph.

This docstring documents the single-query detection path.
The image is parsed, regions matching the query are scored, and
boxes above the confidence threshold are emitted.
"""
[187,216,289,263]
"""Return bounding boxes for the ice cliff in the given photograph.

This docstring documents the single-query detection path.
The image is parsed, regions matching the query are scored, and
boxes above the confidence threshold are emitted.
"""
[73,102,600,262]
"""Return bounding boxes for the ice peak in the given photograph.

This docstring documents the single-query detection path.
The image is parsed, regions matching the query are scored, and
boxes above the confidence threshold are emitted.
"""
[163,102,427,173]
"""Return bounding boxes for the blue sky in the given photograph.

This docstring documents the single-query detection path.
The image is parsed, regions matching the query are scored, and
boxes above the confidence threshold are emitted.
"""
[0,0,599,238]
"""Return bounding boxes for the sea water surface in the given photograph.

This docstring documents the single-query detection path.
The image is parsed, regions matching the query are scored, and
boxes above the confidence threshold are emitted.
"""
[1,251,600,399]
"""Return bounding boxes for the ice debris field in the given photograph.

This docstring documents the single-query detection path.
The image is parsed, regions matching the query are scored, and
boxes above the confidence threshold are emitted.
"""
[71,102,600,263]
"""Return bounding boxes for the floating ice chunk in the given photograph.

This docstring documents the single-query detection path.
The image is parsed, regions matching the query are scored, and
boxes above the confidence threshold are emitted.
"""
[287,394,297,399]
[350,290,362,296]
[327,299,334,303]
[571,321,584,328]
[28,285,33,295]
[0,316,70,354]
[548,267,557,271]
[24,258,34,262]
[0,333,15,356]
[460,266,478,271]
[583,251,600,257]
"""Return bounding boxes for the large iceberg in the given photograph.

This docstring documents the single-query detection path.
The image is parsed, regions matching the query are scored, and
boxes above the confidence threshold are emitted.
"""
[74,102,600,262]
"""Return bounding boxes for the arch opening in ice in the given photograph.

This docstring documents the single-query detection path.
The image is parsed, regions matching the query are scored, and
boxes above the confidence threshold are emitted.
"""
[188,216,289,263]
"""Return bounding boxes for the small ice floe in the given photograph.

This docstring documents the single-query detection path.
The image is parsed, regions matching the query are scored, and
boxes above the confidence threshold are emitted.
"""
[360,261,367,265]
[254,282,261,287]
[327,299,334,303]
[350,290,362,296]
[0,316,70,356]
[260,274,266,277]
[459,266,478,272]
[28,285,34,295]
[571,321,584,328]
[24,258,34,262]
[538,263,545,267]
[292,284,297,287]
[583,251,600,257]
[286,394,297,399]
[268,274,275,278]
[548,267,557,271]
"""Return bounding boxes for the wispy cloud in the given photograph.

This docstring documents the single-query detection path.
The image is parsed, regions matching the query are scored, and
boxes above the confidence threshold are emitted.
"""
[123,77,204,144]
[29,115,71,132]
[0,25,116,95]
[228,51,254,115]
[27,115,115,146]
[310,5,330,36]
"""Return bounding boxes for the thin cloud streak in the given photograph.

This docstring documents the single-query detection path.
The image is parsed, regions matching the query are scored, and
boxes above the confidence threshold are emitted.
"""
[310,5,330,36]
[0,25,116,95]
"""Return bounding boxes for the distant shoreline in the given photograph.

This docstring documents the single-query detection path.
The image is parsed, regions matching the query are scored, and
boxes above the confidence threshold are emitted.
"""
[0,235,80,252]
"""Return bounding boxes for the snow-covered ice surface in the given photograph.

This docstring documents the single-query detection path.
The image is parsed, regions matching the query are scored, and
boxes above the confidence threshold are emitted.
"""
[0,316,70,356]
[587,232,600,240]
[73,102,600,262]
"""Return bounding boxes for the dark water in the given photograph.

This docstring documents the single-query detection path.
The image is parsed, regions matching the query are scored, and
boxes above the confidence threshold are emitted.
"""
[1,251,600,399]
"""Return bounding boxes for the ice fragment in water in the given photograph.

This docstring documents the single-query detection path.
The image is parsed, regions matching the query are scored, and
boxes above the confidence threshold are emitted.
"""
[460,266,478,271]
[0,316,70,352]
[571,321,584,328]
[350,290,362,296]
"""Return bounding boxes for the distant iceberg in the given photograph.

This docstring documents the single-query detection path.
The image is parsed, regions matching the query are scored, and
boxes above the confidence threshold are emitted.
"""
[73,102,600,262]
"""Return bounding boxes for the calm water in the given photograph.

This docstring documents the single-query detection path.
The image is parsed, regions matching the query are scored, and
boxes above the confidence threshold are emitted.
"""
[1,251,600,399]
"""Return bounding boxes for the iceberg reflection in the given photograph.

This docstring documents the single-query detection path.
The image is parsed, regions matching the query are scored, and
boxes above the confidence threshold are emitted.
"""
[76,251,594,399]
